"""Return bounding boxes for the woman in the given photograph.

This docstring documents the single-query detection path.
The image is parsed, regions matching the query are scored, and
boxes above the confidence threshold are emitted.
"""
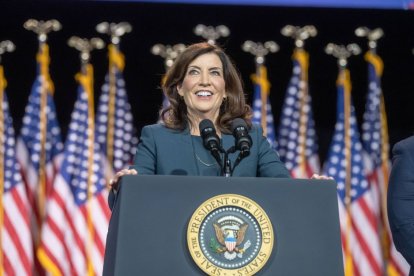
[109,42,322,207]
[111,42,289,182]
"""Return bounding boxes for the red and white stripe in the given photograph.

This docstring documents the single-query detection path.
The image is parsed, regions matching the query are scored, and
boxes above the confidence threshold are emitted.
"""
[364,156,410,275]
[16,138,62,234]
[2,182,33,276]
[225,241,236,252]
[338,189,384,276]
[290,154,320,179]
[389,244,410,275]
[39,174,111,276]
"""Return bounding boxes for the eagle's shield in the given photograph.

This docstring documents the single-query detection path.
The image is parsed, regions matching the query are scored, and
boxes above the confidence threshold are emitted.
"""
[225,237,237,252]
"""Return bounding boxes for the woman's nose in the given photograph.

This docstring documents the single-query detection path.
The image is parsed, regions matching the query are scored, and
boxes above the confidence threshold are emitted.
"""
[199,71,210,86]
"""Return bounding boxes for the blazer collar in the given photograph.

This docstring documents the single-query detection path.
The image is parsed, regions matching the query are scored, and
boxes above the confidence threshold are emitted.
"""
[180,125,239,165]
[180,125,233,148]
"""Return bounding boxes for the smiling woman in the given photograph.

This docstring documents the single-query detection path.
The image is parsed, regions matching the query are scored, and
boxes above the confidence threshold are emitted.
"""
[108,42,292,207]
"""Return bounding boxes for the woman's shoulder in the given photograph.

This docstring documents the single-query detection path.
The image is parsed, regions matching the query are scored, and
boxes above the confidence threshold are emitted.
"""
[142,123,165,131]
[142,123,186,135]
[249,123,263,135]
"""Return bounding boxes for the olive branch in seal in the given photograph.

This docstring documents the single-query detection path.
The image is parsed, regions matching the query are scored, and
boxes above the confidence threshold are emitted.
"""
[210,238,226,254]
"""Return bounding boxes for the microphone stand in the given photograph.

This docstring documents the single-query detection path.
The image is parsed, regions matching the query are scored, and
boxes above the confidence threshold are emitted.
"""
[229,150,250,176]
[223,146,252,177]
[223,146,236,177]
[206,142,249,178]
[209,145,227,177]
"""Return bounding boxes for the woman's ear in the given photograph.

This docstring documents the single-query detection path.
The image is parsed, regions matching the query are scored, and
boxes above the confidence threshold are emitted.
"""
[177,84,183,96]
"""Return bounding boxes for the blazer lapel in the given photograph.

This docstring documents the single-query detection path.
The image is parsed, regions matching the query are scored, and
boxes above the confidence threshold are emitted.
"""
[179,127,199,175]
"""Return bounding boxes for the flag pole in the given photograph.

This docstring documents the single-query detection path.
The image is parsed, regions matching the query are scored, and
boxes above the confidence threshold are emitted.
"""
[325,42,361,276]
[242,40,278,137]
[0,40,15,276]
[356,26,407,275]
[68,36,104,276]
[151,42,186,113]
[358,27,392,257]
[281,25,317,175]
[23,19,61,237]
[96,22,131,171]
[343,67,354,276]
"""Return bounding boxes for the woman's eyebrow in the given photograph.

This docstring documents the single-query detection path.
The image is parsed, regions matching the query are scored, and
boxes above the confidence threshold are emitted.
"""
[188,65,200,69]
[187,65,222,71]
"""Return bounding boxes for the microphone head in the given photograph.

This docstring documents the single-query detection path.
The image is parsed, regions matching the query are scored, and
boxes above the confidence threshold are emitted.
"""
[199,119,215,136]
[198,119,223,170]
[199,119,220,151]
[231,118,248,133]
[231,118,252,155]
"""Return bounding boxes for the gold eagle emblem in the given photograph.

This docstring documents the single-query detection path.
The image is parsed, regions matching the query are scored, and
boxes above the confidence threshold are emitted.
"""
[213,223,248,253]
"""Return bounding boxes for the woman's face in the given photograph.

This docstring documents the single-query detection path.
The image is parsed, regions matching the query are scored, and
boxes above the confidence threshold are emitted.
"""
[177,52,226,123]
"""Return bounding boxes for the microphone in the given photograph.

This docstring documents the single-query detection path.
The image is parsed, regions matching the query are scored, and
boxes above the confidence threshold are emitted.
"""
[199,119,223,174]
[231,118,252,157]
[199,119,221,154]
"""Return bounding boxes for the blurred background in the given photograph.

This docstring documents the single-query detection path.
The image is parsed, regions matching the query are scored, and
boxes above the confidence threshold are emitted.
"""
[2,1,414,275]
[1,0,414,161]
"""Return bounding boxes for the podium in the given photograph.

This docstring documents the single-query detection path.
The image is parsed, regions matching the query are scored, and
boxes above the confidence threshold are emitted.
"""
[103,175,344,276]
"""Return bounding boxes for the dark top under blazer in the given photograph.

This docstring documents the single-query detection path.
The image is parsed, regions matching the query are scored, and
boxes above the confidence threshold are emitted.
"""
[388,135,414,274]
[109,123,290,208]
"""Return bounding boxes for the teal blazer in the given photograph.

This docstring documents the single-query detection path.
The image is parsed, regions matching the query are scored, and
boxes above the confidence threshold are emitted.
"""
[131,123,290,177]
[109,123,290,208]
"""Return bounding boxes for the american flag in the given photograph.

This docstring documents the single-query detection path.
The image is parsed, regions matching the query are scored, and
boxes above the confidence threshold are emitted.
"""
[251,65,277,148]
[361,51,409,275]
[96,44,137,173]
[16,43,64,253]
[38,64,111,275]
[323,68,383,276]
[1,65,34,275]
[277,49,320,178]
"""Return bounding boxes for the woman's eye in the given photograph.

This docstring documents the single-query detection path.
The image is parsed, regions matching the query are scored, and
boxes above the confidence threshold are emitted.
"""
[211,71,221,76]
[188,69,199,75]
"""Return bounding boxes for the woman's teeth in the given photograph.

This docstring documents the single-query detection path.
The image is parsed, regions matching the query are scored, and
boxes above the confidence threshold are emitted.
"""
[196,91,213,97]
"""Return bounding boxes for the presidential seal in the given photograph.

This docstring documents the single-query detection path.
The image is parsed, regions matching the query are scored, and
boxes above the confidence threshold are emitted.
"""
[187,194,274,276]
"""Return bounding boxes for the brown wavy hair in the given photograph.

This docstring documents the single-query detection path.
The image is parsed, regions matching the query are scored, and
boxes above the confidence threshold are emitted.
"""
[160,42,252,134]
